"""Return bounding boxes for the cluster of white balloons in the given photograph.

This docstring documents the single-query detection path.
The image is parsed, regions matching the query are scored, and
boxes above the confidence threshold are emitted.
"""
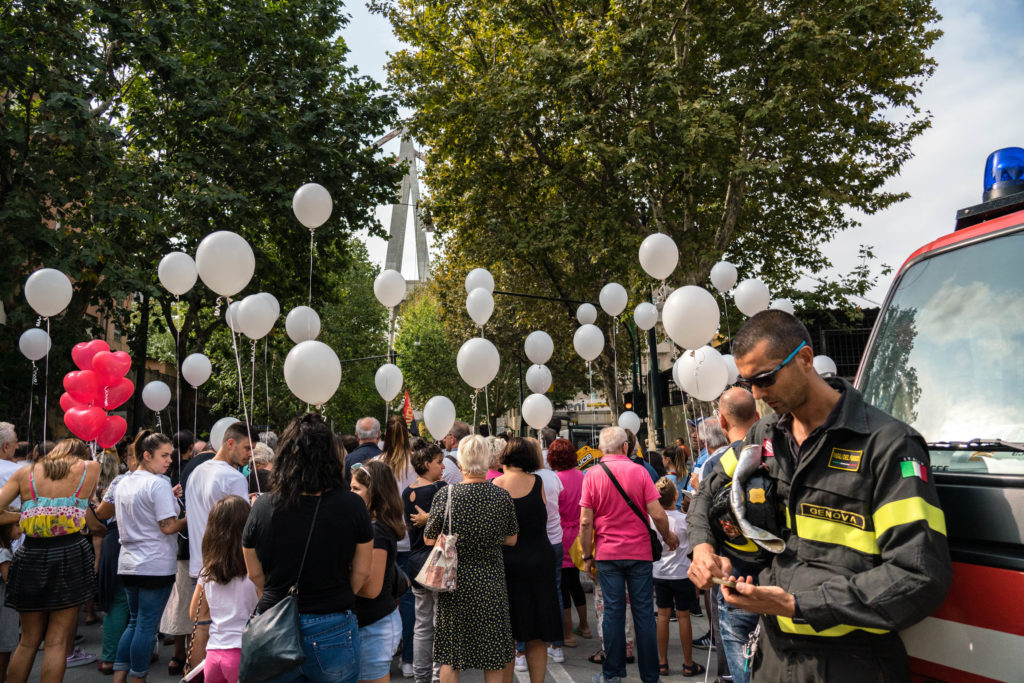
[457,270,500,390]
[18,268,72,364]
[522,330,554,430]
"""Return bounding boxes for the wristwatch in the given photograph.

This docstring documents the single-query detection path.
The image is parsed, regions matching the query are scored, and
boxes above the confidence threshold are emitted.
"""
[582,555,594,561]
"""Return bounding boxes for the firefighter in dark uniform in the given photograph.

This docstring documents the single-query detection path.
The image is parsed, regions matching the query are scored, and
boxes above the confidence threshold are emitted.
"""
[687,310,952,681]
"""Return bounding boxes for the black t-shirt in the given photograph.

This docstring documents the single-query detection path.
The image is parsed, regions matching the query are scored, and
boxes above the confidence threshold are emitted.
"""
[353,520,399,627]
[402,481,446,580]
[242,489,373,614]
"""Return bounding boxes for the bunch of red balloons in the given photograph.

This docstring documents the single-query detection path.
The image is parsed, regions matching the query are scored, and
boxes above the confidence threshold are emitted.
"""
[61,340,133,448]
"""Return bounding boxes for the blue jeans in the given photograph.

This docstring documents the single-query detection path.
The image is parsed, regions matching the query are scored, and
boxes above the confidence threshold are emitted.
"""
[113,582,174,678]
[268,611,359,683]
[596,560,658,683]
[397,551,415,663]
[517,542,563,652]
[716,590,760,683]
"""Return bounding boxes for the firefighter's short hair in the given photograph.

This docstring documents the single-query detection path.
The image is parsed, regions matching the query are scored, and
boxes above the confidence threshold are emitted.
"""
[732,310,812,363]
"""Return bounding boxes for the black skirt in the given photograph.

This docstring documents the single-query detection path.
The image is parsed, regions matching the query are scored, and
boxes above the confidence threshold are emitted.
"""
[7,534,96,612]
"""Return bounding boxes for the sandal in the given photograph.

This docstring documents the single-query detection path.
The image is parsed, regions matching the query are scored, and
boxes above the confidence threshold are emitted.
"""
[659,663,670,676]
[588,650,606,664]
[574,625,593,639]
[97,662,114,676]
[168,657,184,676]
[682,662,706,677]
[564,636,578,648]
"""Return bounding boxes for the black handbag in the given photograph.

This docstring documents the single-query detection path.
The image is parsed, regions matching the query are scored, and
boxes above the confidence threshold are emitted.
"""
[239,495,323,682]
[599,462,663,562]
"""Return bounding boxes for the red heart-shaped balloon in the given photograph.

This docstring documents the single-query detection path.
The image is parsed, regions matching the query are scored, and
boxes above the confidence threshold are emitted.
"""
[64,406,107,442]
[96,415,128,449]
[59,392,89,413]
[63,370,102,405]
[103,377,134,411]
[71,339,110,371]
[93,350,132,383]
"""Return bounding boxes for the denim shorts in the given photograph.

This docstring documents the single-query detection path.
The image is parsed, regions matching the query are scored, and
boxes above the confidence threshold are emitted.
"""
[358,609,402,680]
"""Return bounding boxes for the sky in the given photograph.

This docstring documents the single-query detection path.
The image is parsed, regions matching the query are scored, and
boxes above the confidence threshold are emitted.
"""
[340,1,1024,303]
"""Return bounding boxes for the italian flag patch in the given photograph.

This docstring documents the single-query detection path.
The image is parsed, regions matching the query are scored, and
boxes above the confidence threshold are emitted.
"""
[900,459,928,482]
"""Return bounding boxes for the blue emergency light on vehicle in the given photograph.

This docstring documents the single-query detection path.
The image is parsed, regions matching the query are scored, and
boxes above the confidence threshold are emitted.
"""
[982,147,1024,201]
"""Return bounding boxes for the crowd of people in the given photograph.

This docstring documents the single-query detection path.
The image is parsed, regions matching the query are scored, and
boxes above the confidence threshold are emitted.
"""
[0,400,747,683]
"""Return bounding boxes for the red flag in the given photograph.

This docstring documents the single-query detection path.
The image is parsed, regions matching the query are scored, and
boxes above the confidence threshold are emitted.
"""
[402,389,414,425]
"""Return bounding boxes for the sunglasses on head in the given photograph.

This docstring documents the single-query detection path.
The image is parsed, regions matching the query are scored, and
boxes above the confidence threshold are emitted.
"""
[737,340,806,388]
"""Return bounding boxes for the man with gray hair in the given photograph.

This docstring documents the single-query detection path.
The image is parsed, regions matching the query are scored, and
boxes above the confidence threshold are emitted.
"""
[580,427,678,683]
[344,417,381,472]
[440,421,471,485]
[258,430,278,451]
[0,423,22,498]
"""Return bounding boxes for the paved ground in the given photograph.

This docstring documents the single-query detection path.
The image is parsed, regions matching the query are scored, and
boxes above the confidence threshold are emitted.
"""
[58,588,720,682]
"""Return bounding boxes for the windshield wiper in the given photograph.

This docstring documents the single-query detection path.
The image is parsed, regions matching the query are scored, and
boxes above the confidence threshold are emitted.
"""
[927,439,1024,453]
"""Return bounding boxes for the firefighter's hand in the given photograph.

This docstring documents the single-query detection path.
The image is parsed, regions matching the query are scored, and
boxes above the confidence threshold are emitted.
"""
[721,576,795,618]
[688,543,733,590]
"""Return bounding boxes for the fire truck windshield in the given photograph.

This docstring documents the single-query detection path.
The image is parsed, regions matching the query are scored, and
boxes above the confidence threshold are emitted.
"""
[858,226,1024,474]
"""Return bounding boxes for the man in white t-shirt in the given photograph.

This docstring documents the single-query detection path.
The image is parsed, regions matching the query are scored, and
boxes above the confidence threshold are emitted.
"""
[186,422,251,579]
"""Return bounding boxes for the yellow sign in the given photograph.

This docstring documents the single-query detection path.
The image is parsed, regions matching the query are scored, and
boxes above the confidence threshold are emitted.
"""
[800,503,866,529]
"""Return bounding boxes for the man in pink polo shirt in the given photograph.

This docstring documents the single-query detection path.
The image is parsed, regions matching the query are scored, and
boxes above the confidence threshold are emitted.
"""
[581,427,678,683]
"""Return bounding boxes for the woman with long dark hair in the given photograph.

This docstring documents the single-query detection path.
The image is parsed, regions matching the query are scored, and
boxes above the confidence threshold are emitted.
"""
[0,438,100,682]
[376,416,415,675]
[243,414,373,683]
[351,461,406,683]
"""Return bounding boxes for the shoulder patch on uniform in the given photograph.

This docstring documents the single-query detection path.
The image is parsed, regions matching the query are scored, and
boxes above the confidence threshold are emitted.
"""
[827,448,862,472]
[900,457,928,482]
[762,438,774,457]
[799,503,866,529]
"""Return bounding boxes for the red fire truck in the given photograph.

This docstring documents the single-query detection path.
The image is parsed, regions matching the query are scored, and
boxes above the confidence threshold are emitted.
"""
[856,147,1024,682]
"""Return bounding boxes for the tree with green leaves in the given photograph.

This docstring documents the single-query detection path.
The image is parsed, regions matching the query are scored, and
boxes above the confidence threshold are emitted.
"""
[375,0,940,405]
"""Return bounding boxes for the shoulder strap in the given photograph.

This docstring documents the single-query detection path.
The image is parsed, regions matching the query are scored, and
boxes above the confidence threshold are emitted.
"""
[598,462,651,530]
[74,464,89,497]
[292,494,324,595]
[27,467,37,500]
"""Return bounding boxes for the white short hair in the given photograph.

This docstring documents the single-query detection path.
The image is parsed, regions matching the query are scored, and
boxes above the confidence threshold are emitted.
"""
[355,417,380,440]
[457,435,491,476]
[599,426,628,454]
[0,423,15,448]
[252,442,275,467]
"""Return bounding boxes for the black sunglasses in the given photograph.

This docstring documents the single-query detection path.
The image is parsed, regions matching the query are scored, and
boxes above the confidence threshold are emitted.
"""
[737,341,806,388]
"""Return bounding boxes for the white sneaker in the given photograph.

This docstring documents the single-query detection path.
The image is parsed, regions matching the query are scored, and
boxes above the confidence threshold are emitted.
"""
[547,645,565,663]
[402,662,414,678]
[65,648,97,668]
[515,654,528,671]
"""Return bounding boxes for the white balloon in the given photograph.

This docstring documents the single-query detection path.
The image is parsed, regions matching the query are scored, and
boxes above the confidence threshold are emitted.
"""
[375,363,404,402]
[814,355,838,377]
[182,353,213,388]
[423,396,456,441]
[195,231,255,297]
[284,340,341,405]
[599,283,628,317]
[257,292,280,319]
[209,416,239,451]
[456,337,500,389]
[141,381,171,412]
[525,364,552,394]
[633,302,659,331]
[158,252,198,296]
[374,269,406,308]
[709,261,738,293]
[573,324,604,362]
[769,298,795,315]
[522,393,553,431]
[722,354,739,386]
[673,346,729,402]
[24,268,73,318]
[662,286,720,350]
[618,411,641,435]
[292,183,333,230]
[225,301,243,333]
[524,331,553,366]
[464,268,495,294]
[734,278,771,317]
[576,303,597,325]
[18,328,51,361]
[638,233,679,280]
[238,294,276,340]
[285,306,321,343]
[465,287,494,327]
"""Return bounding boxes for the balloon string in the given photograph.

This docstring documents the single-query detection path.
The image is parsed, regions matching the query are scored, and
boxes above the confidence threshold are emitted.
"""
[175,295,181,472]
[26,363,35,446]
[226,301,259,494]
[721,293,732,346]
[194,386,199,440]
[612,320,619,419]
[264,339,270,429]
[308,229,315,306]
[471,390,479,435]
[250,340,256,432]
[42,318,50,446]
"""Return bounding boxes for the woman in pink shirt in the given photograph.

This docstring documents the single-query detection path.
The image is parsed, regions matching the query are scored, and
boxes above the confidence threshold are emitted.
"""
[547,439,591,646]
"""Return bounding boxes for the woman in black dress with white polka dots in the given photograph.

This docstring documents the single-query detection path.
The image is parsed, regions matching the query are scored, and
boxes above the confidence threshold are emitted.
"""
[424,435,518,682]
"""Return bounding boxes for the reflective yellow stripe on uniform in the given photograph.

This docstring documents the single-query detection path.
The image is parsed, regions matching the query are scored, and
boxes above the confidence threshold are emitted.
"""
[724,537,759,553]
[794,515,880,555]
[776,616,889,637]
[720,448,738,478]
[784,507,791,529]
[873,497,947,537]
